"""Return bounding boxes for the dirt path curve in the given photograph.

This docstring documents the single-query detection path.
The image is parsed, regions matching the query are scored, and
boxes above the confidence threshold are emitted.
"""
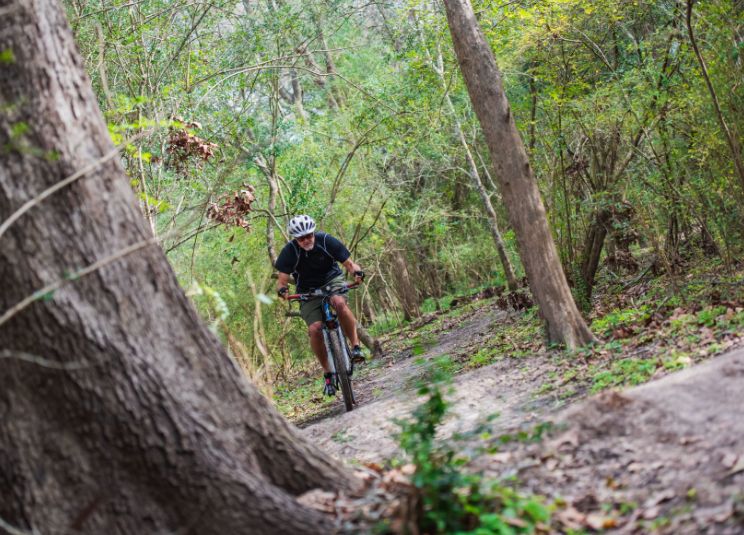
[300,304,562,463]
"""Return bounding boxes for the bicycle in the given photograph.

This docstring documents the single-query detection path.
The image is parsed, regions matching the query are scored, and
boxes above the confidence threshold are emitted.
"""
[287,282,359,412]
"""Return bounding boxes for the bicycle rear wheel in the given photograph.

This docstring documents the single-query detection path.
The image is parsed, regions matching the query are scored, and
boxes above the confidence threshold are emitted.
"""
[327,329,354,411]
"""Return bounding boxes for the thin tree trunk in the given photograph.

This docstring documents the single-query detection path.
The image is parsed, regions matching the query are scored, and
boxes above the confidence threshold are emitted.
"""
[266,170,279,266]
[686,0,744,192]
[309,6,343,109]
[578,209,610,308]
[528,70,538,153]
[431,47,519,291]
[442,0,595,348]
[290,68,307,120]
[387,242,420,321]
[0,2,355,531]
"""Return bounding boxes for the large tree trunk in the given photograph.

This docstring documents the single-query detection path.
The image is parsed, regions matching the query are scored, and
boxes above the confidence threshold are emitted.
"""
[0,1,354,532]
[442,0,595,348]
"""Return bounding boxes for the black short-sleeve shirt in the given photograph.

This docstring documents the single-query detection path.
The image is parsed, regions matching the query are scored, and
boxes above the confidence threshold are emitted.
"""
[274,231,351,292]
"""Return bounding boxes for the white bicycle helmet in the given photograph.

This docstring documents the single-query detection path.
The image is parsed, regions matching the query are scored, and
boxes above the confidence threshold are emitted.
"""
[287,214,317,238]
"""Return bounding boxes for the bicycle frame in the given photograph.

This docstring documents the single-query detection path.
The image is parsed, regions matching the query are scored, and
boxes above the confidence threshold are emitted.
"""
[288,282,359,411]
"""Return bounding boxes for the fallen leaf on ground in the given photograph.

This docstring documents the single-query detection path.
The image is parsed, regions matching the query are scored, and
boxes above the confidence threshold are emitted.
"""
[720,452,738,469]
[627,461,643,472]
[556,506,585,531]
[548,429,579,450]
[297,489,337,513]
[504,516,528,528]
[643,489,675,508]
[725,456,744,477]
[491,451,512,463]
[545,458,559,470]
[585,513,618,530]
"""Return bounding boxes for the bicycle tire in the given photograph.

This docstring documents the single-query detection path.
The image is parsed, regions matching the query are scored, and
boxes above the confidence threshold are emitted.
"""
[339,329,356,401]
[328,329,354,411]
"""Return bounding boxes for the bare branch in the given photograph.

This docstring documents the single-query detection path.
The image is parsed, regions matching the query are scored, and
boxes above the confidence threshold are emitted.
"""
[0,515,39,535]
[0,350,91,370]
[0,237,158,329]
[0,131,148,243]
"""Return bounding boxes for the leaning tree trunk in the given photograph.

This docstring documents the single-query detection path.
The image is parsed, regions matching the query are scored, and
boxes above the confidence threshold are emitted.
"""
[0,1,355,533]
[442,0,595,347]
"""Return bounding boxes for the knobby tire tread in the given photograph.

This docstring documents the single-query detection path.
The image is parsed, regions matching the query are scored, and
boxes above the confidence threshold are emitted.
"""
[328,330,354,412]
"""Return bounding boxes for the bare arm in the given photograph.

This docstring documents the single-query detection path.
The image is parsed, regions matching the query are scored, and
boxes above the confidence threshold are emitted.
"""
[342,258,364,283]
[277,272,291,299]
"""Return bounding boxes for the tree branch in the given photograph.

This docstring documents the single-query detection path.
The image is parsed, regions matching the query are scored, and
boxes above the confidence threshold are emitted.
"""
[0,237,158,329]
[0,131,147,243]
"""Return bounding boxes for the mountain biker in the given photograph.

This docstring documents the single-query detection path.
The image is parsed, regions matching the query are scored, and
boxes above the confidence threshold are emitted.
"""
[275,215,366,396]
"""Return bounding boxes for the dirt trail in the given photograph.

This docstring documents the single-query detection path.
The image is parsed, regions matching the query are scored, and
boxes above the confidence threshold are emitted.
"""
[300,304,744,533]
[301,305,562,463]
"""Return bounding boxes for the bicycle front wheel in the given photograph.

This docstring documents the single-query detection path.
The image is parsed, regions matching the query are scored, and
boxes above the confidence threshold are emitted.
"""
[328,329,354,412]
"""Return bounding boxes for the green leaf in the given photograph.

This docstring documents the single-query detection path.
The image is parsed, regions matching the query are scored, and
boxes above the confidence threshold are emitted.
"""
[0,49,15,64]
[522,499,550,523]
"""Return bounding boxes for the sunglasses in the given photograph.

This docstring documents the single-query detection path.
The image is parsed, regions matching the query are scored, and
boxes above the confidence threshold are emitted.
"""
[296,233,314,242]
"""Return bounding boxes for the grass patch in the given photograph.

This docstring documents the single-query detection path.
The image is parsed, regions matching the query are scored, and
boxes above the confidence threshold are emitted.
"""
[274,375,334,421]
[590,357,657,393]
[591,305,651,337]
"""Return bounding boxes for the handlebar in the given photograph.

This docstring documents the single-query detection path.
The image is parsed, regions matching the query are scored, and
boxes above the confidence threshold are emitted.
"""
[287,281,360,302]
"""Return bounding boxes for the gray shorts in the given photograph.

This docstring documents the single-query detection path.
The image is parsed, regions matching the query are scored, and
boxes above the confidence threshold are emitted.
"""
[299,275,348,326]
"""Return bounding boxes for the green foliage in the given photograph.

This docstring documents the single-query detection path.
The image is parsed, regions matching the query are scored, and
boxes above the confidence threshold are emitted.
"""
[186,280,230,334]
[369,313,407,336]
[591,306,651,337]
[274,375,336,419]
[695,306,728,327]
[65,0,744,417]
[590,358,657,393]
[0,48,15,64]
[395,378,550,534]
[467,346,499,369]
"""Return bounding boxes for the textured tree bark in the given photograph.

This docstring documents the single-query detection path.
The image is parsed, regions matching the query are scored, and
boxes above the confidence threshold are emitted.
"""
[442,0,596,347]
[0,1,354,532]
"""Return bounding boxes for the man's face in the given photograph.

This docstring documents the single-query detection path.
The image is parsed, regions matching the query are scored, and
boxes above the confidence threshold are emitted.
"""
[296,232,315,251]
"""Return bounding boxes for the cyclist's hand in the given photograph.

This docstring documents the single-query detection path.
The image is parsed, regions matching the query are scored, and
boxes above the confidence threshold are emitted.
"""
[277,286,289,300]
[353,270,365,284]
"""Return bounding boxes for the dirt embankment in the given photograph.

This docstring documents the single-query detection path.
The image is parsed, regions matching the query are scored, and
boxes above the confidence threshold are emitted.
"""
[473,348,744,533]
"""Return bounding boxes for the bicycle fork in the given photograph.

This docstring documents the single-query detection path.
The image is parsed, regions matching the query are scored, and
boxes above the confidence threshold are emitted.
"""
[322,325,353,377]
[321,328,337,376]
